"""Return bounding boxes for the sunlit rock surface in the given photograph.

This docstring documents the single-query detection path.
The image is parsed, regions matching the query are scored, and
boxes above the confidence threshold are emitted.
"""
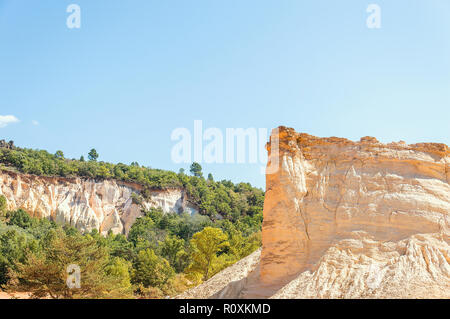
[0,170,197,235]
[179,127,450,299]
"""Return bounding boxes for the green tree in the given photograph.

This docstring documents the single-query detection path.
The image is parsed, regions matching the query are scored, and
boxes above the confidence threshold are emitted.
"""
[6,229,131,299]
[0,195,6,220]
[7,209,33,229]
[0,230,37,286]
[55,150,64,159]
[132,248,175,289]
[160,235,187,272]
[207,173,214,182]
[190,162,203,178]
[186,227,229,281]
[127,214,166,250]
[104,257,132,295]
[88,149,99,161]
[79,155,85,162]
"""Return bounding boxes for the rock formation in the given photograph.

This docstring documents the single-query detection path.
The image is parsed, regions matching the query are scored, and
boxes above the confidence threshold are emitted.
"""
[0,170,198,235]
[180,127,450,299]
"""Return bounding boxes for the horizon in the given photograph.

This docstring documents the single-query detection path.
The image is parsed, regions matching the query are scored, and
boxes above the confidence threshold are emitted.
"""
[1,1,449,189]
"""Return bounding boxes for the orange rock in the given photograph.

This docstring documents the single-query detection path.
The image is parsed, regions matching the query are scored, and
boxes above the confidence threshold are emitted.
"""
[181,127,449,299]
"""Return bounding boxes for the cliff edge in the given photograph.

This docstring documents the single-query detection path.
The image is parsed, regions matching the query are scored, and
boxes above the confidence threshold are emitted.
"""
[180,127,450,299]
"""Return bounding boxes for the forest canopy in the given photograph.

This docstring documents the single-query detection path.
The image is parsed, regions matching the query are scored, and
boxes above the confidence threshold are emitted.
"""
[0,145,264,221]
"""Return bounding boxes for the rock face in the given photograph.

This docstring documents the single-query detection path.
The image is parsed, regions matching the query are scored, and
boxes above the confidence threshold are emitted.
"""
[261,127,449,288]
[0,170,198,235]
[180,127,450,299]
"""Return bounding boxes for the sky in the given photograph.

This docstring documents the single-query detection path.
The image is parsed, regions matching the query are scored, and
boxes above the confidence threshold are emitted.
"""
[0,0,449,189]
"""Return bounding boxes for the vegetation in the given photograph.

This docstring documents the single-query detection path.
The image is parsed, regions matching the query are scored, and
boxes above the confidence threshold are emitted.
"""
[0,195,6,220]
[0,146,264,222]
[0,207,261,298]
[0,143,264,298]
[88,149,99,162]
[186,227,229,281]
[190,162,203,178]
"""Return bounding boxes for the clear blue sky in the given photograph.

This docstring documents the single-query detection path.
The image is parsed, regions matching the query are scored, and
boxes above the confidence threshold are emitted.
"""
[1,1,449,189]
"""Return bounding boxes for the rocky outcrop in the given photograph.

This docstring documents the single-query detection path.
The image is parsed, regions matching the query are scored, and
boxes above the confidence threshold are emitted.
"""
[180,127,449,299]
[261,127,449,288]
[0,170,198,235]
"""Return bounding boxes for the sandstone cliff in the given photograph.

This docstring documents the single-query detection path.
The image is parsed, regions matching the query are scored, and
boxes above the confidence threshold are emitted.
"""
[0,170,198,235]
[180,127,450,299]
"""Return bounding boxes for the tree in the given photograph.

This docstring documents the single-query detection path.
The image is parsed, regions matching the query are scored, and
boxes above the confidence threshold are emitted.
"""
[222,221,261,262]
[0,230,37,286]
[190,162,203,178]
[55,150,64,159]
[6,229,131,299]
[132,248,174,288]
[160,235,187,272]
[0,195,6,220]
[79,155,85,162]
[186,227,229,281]
[7,209,33,229]
[207,173,214,182]
[127,214,166,250]
[104,257,132,296]
[88,149,99,162]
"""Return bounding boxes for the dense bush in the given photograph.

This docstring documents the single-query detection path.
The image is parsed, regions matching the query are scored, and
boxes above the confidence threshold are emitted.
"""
[0,207,262,298]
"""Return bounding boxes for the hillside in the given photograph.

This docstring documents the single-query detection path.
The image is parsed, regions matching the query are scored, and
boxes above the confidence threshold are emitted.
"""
[0,141,264,225]
[0,141,264,298]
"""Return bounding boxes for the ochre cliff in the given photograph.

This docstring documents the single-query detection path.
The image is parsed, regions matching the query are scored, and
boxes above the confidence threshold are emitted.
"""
[0,170,197,235]
[180,127,450,299]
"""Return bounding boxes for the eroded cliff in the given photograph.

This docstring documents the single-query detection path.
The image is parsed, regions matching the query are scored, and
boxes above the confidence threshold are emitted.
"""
[0,170,198,235]
[261,127,450,285]
[180,127,450,299]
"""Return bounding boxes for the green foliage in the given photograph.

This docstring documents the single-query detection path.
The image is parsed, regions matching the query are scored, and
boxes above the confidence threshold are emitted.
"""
[0,195,6,220]
[6,228,132,299]
[0,205,262,298]
[0,146,264,224]
[6,209,33,229]
[160,235,188,272]
[190,162,203,178]
[186,227,229,281]
[132,248,175,289]
[88,149,99,161]
[105,257,132,292]
[55,150,64,159]
[0,229,38,286]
